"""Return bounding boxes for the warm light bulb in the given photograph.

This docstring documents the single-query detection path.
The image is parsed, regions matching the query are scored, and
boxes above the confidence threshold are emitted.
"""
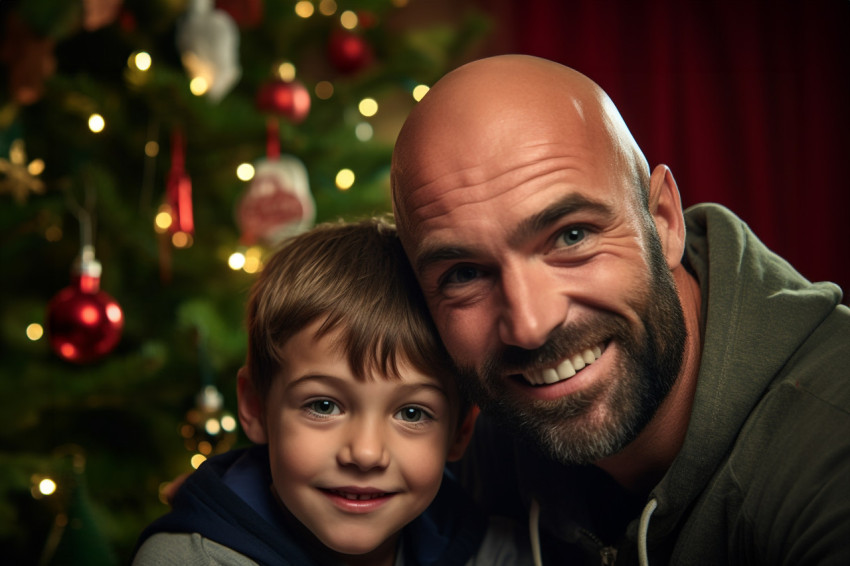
[294,1,314,18]
[39,479,57,496]
[228,252,246,270]
[133,51,152,71]
[277,62,296,82]
[412,84,430,101]
[27,159,45,176]
[358,98,378,117]
[315,81,334,100]
[190,76,209,96]
[336,169,355,190]
[145,141,159,157]
[26,323,44,341]
[172,232,193,248]
[190,454,207,469]
[355,122,373,142]
[205,418,221,435]
[236,163,255,181]
[155,210,173,232]
[319,0,337,16]
[88,114,105,133]
[221,415,237,432]
[340,10,358,29]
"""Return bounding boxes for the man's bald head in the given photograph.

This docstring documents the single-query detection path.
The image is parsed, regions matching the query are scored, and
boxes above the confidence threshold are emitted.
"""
[391,55,650,242]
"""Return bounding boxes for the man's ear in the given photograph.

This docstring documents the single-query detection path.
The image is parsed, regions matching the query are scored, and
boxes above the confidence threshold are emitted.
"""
[446,405,480,462]
[237,366,268,444]
[648,164,686,269]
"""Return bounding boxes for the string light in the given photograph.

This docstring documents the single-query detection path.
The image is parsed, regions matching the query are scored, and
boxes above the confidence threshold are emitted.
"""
[189,76,209,96]
[88,114,105,133]
[131,51,152,72]
[355,122,373,141]
[336,168,355,190]
[190,454,206,469]
[39,479,57,496]
[277,62,296,82]
[358,97,378,117]
[228,252,246,270]
[318,0,337,16]
[145,141,160,157]
[412,84,430,101]
[236,163,255,181]
[315,81,334,100]
[340,10,358,29]
[243,247,263,274]
[155,205,173,233]
[294,1,314,18]
[27,159,45,176]
[26,323,44,341]
[172,232,193,248]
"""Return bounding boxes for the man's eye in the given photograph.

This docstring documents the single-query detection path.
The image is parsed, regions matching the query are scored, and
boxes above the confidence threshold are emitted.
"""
[559,227,586,246]
[395,406,430,423]
[308,400,340,416]
[444,265,480,285]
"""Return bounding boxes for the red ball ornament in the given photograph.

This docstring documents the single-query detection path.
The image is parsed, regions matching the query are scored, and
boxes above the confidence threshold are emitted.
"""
[46,251,123,364]
[327,29,373,75]
[256,79,310,123]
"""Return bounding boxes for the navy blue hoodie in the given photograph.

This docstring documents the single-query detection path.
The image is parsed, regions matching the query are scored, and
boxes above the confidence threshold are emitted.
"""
[134,445,489,566]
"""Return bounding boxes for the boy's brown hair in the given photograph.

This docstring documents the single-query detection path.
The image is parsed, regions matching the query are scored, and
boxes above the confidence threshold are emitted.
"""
[245,217,461,409]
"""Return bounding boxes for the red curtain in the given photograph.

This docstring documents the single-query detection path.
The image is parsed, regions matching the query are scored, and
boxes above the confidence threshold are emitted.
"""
[480,0,850,301]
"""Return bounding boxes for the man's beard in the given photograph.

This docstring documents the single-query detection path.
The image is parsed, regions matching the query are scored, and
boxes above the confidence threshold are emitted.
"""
[455,231,687,465]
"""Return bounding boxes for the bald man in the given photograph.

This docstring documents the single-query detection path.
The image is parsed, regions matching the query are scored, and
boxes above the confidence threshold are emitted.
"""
[391,55,850,565]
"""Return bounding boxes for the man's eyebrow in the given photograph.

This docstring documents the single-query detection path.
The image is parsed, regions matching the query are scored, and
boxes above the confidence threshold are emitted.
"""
[414,195,615,277]
[509,194,615,246]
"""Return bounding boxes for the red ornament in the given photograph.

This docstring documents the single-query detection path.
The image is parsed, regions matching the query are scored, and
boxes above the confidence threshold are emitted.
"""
[256,79,310,123]
[46,249,124,364]
[165,129,194,236]
[327,29,373,74]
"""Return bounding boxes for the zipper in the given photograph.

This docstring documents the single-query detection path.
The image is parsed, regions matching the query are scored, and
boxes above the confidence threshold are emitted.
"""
[579,528,618,565]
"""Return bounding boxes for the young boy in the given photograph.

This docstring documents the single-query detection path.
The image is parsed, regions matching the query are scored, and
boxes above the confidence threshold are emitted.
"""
[133,218,532,566]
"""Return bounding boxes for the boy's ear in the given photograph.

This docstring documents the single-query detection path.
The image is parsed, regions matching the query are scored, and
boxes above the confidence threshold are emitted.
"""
[648,164,686,270]
[237,366,268,444]
[446,405,480,462]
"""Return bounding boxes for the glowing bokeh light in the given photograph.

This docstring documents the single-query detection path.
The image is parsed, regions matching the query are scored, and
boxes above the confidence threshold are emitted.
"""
[189,76,209,96]
[88,114,105,133]
[315,81,334,100]
[294,1,314,18]
[340,10,358,29]
[236,163,255,181]
[358,97,378,117]
[413,84,430,101]
[355,122,373,142]
[26,323,44,341]
[39,479,57,496]
[228,252,246,270]
[335,169,355,190]
[133,51,152,71]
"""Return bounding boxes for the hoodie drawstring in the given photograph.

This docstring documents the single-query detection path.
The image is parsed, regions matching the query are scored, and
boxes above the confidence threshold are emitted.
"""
[637,498,657,566]
[529,497,543,566]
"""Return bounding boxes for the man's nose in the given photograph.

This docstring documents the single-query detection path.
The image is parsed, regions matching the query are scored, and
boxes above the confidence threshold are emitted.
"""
[337,416,390,471]
[498,262,566,350]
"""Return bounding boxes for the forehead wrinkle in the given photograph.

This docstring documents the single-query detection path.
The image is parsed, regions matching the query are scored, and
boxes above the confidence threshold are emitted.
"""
[405,144,587,223]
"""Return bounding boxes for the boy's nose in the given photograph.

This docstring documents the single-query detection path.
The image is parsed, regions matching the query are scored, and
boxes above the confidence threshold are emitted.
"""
[498,263,567,350]
[337,417,390,471]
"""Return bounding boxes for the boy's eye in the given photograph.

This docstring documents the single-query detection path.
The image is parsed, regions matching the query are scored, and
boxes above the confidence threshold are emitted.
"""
[558,227,586,246]
[395,406,429,423]
[308,400,340,416]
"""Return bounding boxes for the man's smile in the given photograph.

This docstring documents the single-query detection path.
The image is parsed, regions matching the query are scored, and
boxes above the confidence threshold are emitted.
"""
[518,343,607,386]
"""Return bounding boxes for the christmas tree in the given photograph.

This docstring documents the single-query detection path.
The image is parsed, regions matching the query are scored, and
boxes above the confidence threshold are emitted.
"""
[0,0,489,562]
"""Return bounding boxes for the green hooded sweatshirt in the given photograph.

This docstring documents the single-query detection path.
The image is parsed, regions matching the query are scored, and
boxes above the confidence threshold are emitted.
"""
[462,203,850,565]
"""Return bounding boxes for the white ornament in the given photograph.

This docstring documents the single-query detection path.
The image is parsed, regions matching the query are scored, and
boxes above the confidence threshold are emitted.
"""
[176,0,241,103]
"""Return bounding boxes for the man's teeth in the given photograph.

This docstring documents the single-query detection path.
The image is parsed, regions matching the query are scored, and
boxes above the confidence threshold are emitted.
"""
[524,345,603,386]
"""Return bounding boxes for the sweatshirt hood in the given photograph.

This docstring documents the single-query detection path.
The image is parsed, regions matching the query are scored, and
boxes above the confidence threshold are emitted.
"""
[642,203,844,539]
